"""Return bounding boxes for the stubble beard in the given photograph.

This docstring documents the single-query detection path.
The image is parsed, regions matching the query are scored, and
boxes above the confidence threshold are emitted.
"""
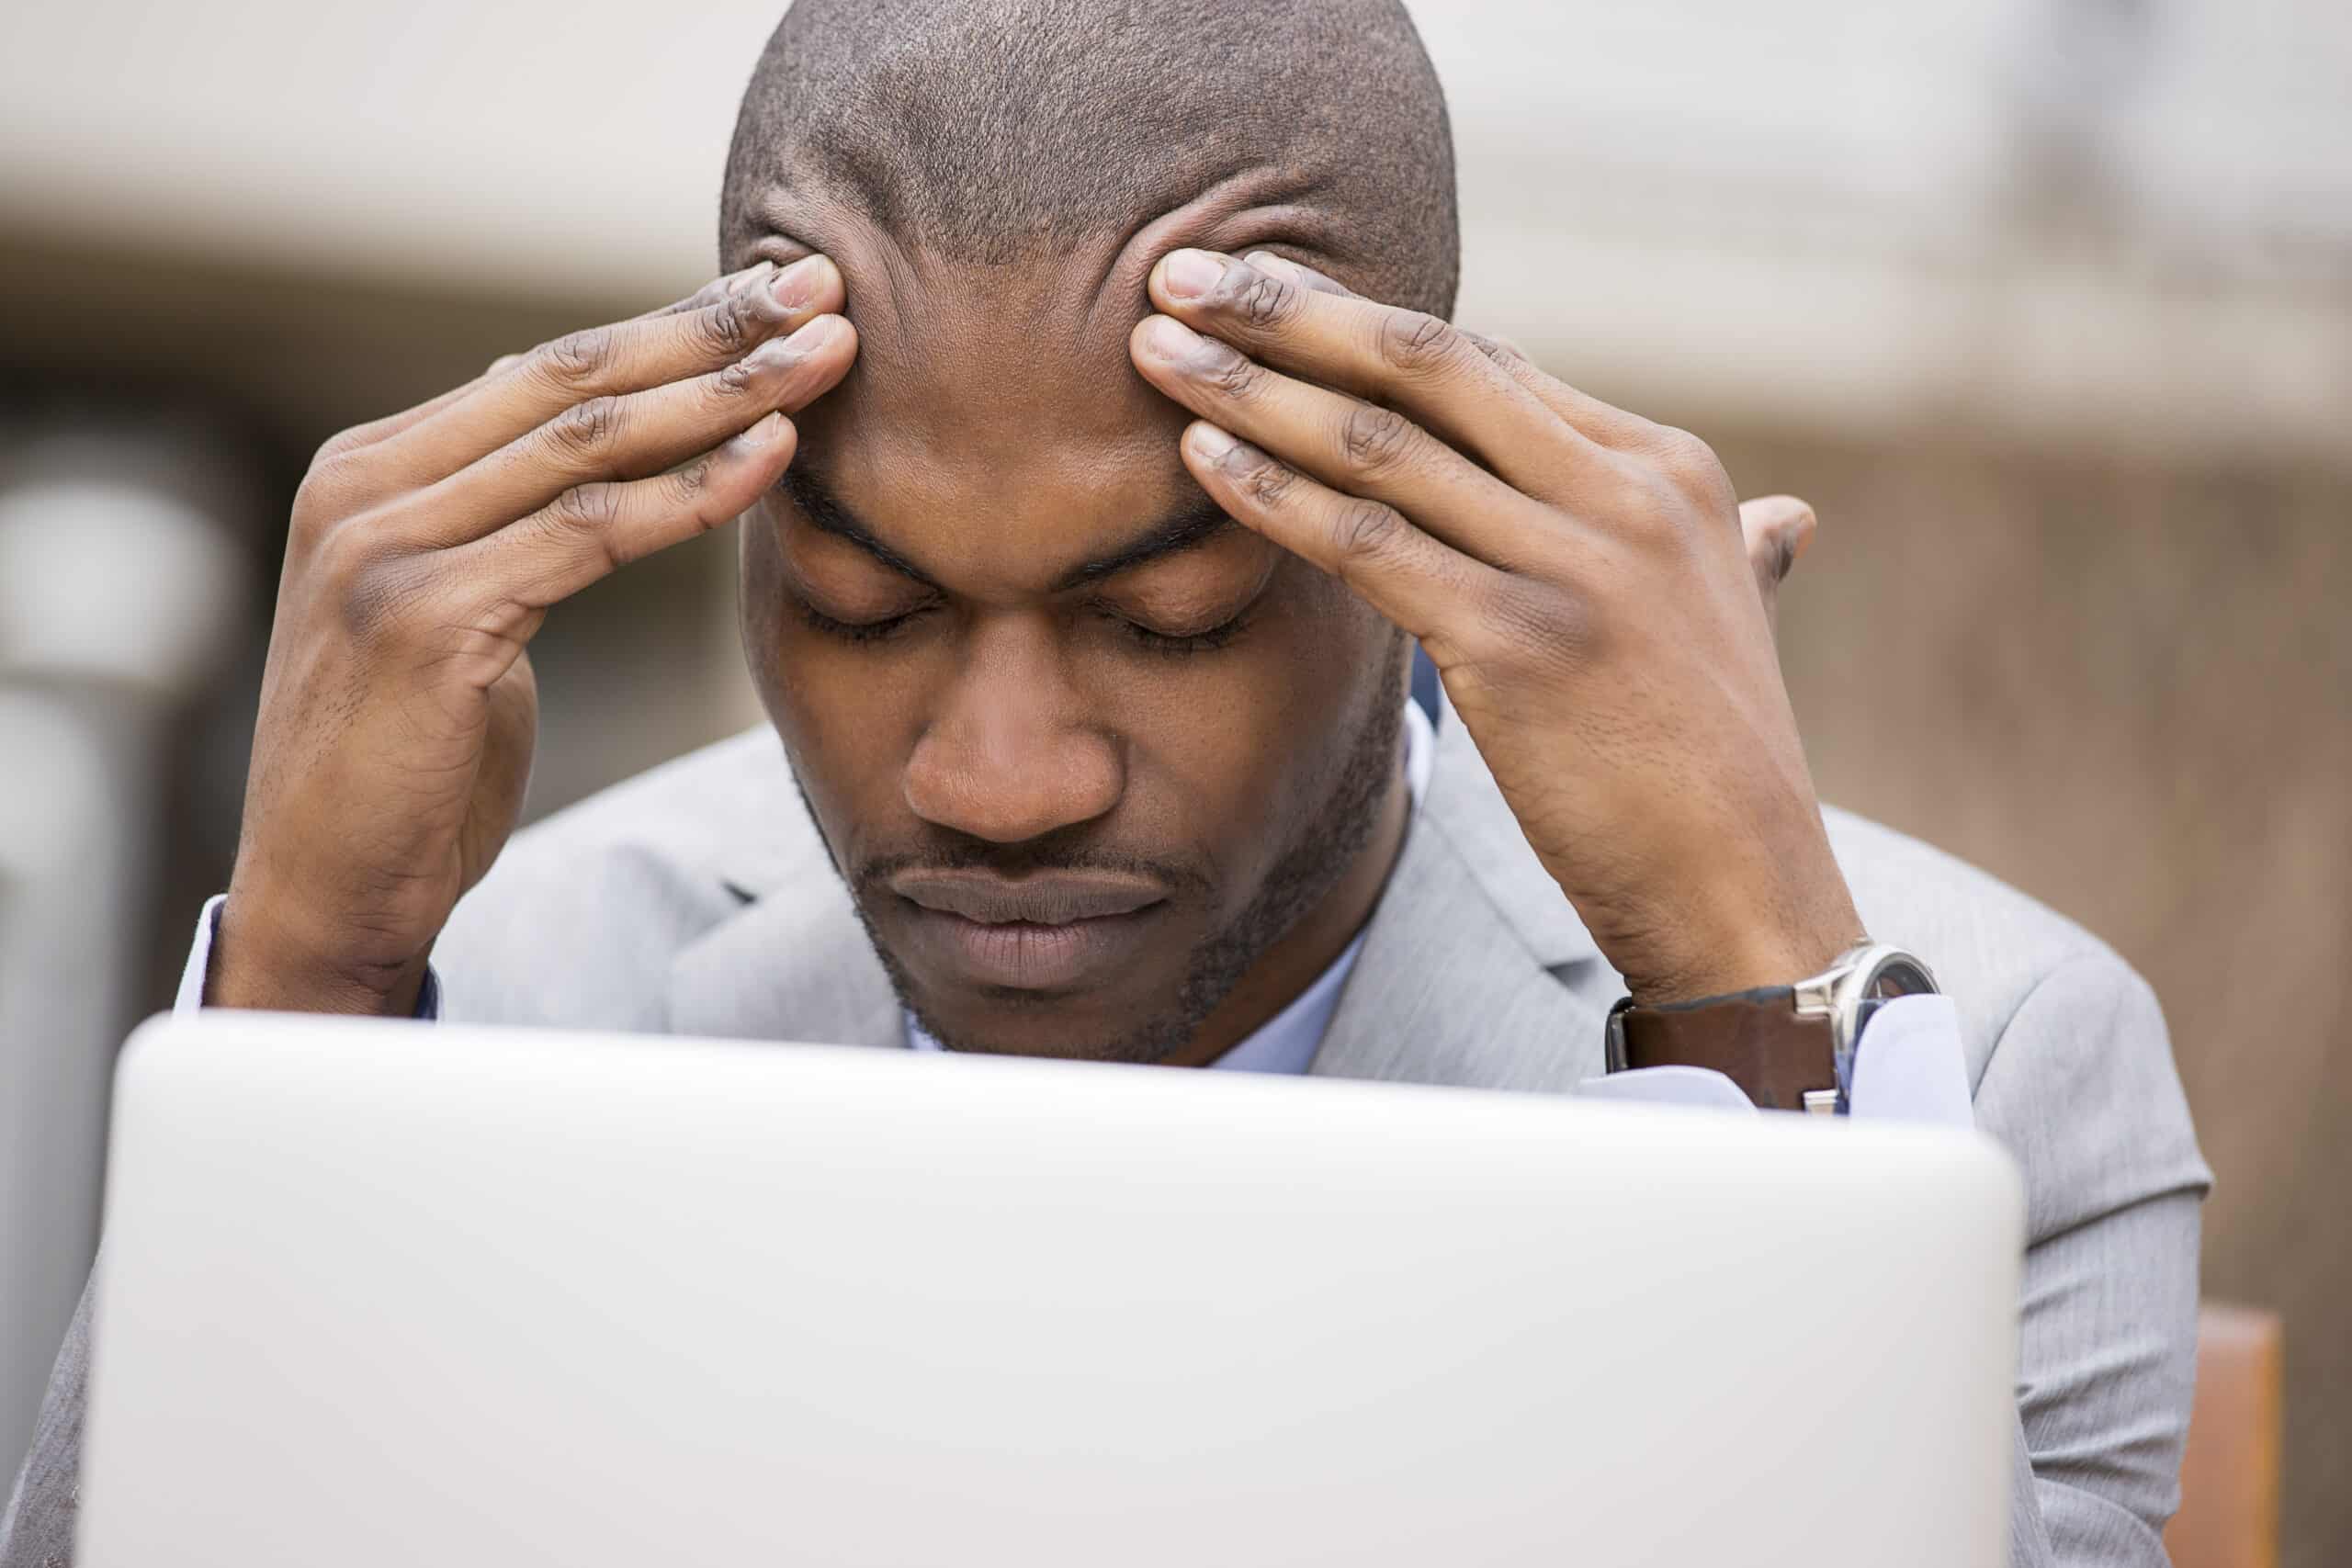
[804,660,1408,1066]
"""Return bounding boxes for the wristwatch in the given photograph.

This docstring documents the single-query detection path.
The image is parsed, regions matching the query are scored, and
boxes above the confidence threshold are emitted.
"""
[1603,942,1939,1113]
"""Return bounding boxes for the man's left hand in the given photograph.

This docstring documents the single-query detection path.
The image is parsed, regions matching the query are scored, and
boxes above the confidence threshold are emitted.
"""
[1132,249,1863,1005]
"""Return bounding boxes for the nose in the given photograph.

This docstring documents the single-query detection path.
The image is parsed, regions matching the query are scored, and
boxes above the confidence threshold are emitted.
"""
[901,616,1123,844]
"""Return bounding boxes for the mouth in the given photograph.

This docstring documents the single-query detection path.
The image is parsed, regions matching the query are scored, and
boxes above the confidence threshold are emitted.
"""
[888,870,1171,992]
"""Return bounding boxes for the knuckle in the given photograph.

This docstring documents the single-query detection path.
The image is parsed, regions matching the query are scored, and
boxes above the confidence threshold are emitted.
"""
[316,529,406,643]
[1648,424,1730,495]
[1376,310,1459,376]
[311,426,366,467]
[1330,498,1408,568]
[1597,455,1683,536]
[666,458,716,508]
[537,325,616,389]
[1236,452,1298,510]
[547,481,626,535]
[1464,331,1527,369]
[695,292,752,355]
[292,449,363,535]
[712,354,762,398]
[547,394,624,460]
[1202,341,1262,400]
[1227,270,1298,332]
[1339,404,1417,478]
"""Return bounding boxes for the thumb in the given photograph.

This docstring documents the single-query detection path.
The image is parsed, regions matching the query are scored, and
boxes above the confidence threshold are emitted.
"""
[1736,494,1817,635]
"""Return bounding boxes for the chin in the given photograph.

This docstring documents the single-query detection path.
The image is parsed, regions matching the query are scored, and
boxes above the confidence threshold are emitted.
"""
[900,976,1201,1066]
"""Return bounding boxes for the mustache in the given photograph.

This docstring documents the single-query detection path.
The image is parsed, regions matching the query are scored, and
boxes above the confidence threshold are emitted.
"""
[851,840,1215,901]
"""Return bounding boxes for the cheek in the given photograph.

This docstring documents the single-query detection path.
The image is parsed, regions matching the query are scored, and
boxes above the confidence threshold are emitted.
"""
[741,520,906,850]
[1115,573,1394,866]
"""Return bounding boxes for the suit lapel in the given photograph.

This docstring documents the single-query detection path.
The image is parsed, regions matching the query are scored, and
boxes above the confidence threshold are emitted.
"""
[670,693,1619,1082]
[665,795,904,1049]
[1308,692,1615,1093]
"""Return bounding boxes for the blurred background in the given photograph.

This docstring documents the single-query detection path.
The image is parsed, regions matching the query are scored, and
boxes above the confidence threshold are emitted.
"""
[1,0,2344,1558]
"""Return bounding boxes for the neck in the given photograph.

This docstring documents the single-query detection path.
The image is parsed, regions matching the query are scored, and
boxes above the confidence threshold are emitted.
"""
[1158,750,1413,1069]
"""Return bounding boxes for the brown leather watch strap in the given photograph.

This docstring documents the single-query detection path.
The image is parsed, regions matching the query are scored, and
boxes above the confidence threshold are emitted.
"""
[1610,986,1838,1111]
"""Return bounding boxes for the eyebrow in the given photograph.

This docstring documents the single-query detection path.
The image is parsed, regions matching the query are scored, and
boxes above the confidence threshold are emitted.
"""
[776,468,1237,592]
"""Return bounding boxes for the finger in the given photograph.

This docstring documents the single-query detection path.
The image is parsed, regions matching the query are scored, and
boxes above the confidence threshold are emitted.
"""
[452,409,802,612]
[1254,262,1549,430]
[317,372,502,464]
[322,264,783,462]
[1242,251,1351,298]
[1737,494,1817,634]
[1148,249,1579,496]
[1461,332,1657,450]
[629,259,776,321]
[367,255,844,489]
[1179,420,1510,656]
[400,312,856,548]
[1243,251,1664,455]
[1459,328,1532,366]
[1132,315,1553,570]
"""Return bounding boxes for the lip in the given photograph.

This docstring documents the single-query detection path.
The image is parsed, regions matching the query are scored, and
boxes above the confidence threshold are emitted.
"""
[888,872,1170,992]
[889,870,1166,926]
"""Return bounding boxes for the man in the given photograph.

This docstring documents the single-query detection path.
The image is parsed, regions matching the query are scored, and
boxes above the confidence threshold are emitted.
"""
[3,2,2208,1563]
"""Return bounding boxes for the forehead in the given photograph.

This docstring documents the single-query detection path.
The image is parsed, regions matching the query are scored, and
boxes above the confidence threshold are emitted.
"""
[745,182,1371,581]
[784,220,1200,573]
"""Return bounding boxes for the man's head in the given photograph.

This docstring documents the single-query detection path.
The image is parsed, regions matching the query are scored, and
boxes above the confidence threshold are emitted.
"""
[719,0,1458,1064]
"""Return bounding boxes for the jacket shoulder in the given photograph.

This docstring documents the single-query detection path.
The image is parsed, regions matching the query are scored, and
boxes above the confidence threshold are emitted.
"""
[435,727,807,1029]
[1821,806,2154,1083]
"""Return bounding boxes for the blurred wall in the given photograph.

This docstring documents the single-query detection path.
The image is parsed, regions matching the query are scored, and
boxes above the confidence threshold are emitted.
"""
[2,0,2346,1559]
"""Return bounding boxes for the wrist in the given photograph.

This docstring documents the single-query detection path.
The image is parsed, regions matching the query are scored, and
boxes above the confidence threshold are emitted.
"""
[1615,874,1865,1008]
[208,884,427,1017]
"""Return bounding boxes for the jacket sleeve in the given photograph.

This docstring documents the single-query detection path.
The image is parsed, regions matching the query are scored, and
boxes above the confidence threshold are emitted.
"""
[1974,953,2211,1567]
[0,1272,92,1568]
[0,892,449,1568]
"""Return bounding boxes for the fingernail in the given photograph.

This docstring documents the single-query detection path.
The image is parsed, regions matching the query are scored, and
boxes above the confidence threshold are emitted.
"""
[737,412,786,448]
[791,313,847,348]
[1244,250,1303,282]
[772,254,832,307]
[1141,315,1201,358]
[1159,249,1226,300]
[750,313,843,366]
[1187,423,1238,461]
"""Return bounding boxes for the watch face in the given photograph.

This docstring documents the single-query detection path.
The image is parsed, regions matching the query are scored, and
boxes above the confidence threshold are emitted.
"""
[1864,955,1938,1001]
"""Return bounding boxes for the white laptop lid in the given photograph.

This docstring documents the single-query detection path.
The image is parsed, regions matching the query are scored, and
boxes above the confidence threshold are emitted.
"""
[81,1011,2021,1567]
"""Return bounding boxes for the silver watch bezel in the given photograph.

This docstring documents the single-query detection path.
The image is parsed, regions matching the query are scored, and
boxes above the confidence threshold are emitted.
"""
[1793,942,1940,1059]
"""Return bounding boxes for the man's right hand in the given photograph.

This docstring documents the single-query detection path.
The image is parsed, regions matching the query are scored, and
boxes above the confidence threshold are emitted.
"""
[210,256,857,1016]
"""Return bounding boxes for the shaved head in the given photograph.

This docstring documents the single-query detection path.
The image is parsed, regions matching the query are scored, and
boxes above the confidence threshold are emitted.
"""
[724,0,1443,1067]
[720,0,1458,316]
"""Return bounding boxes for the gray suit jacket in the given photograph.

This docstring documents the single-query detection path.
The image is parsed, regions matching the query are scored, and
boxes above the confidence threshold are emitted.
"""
[3,705,2210,1566]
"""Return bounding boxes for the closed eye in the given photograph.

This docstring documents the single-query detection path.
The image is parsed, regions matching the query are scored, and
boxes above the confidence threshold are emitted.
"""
[796,601,933,644]
[1110,607,1254,656]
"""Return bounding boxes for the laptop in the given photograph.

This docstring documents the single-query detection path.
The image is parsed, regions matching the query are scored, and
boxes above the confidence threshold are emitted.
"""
[79,1010,2021,1566]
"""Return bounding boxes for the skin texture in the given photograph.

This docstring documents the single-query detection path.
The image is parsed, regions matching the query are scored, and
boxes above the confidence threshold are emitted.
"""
[731,209,1416,1063]
[208,238,1833,1042]
[209,261,859,1013]
[1131,248,1863,1000]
